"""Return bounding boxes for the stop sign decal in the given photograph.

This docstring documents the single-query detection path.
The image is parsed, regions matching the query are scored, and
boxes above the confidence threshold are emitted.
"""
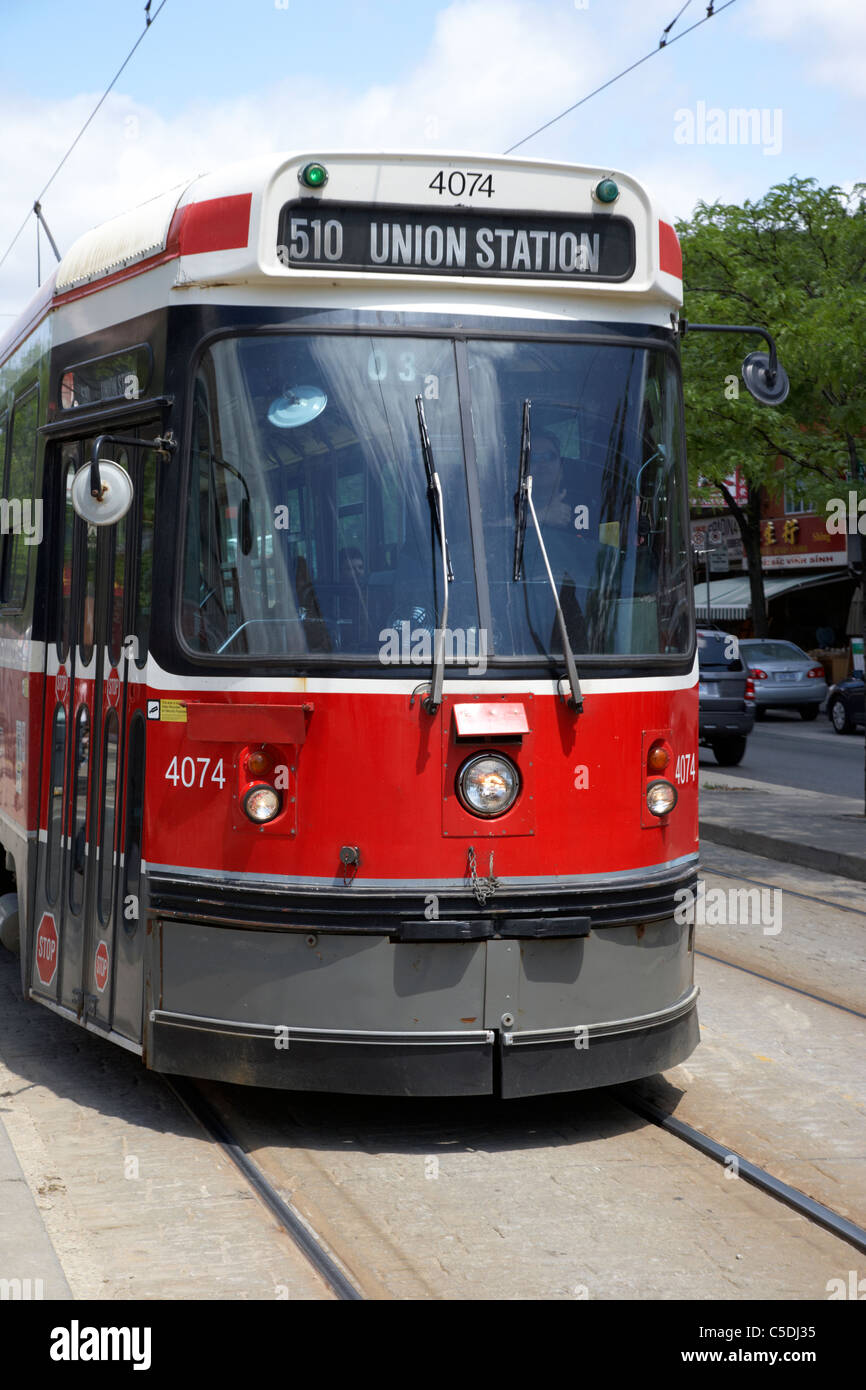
[35,913,59,987]
[94,941,110,993]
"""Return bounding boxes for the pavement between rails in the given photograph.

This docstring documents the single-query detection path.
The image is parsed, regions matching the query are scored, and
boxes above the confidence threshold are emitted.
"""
[699,772,866,883]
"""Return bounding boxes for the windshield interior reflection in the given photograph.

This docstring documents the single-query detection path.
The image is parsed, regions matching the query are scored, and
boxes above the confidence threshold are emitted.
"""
[469,339,691,657]
[182,334,476,657]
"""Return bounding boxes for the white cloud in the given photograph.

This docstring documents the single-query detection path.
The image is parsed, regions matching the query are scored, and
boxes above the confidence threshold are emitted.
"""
[0,1,606,316]
[1,0,859,322]
[745,0,866,94]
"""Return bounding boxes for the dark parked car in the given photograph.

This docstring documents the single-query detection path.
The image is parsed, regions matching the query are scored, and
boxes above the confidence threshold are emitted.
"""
[698,628,755,765]
[738,638,829,720]
[826,674,865,734]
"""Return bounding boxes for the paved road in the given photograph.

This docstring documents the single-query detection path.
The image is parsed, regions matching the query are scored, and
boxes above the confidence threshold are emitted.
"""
[700,708,865,799]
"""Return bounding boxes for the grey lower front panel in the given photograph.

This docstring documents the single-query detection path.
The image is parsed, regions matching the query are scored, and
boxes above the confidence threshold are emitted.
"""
[148,915,698,1097]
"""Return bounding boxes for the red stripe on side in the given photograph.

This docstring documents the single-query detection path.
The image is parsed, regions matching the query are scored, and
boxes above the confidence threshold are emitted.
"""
[51,247,181,310]
[659,220,682,279]
[177,193,252,255]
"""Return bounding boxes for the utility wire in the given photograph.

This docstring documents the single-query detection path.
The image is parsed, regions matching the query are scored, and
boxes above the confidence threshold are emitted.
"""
[660,0,694,47]
[504,0,735,155]
[0,0,169,274]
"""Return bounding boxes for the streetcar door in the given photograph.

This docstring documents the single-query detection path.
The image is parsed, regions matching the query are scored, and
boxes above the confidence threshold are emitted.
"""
[30,443,80,1012]
[32,432,154,1043]
[77,437,132,1033]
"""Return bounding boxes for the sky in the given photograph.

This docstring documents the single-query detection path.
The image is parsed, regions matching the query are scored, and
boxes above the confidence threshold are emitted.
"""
[0,0,863,320]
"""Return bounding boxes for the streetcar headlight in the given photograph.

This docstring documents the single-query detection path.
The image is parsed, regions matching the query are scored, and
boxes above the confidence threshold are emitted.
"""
[243,783,282,823]
[456,754,519,818]
[646,780,678,817]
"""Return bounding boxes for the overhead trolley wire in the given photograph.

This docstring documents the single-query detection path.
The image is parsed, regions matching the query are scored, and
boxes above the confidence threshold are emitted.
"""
[503,0,737,155]
[0,0,170,275]
[660,0,695,47]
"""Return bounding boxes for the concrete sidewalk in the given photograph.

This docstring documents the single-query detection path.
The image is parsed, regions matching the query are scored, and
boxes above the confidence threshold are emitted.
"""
[0,1107,72,1300]
[699,773,866,882]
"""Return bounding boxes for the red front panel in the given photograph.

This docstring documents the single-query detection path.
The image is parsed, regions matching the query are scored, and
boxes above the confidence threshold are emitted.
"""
[142,683,699,883]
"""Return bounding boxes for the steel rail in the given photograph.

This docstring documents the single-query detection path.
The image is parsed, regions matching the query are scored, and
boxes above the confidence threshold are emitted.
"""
[695,950,866,1020]
[164,1076,364,1301]
[621,1090,866,1256]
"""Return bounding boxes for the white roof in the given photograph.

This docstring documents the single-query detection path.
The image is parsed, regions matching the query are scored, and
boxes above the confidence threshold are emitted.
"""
[55,183,191,291]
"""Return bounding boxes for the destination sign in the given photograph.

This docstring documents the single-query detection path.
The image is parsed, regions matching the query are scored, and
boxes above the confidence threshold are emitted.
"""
[277,202,635,281]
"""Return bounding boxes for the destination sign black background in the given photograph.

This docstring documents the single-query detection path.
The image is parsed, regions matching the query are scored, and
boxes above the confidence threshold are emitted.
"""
[277,201,636,281]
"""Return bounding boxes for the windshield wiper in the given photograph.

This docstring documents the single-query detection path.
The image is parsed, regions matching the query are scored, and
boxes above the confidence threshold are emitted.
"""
[415,394,453,713]
[513,398,583,713]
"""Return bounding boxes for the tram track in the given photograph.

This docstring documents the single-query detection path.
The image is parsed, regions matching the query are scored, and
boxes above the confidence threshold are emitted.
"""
[166,1062,866,1301]
[698,863,866,916]
[694,949,866,1018]
[161,901,865,1300]
[619,1089,866,1257]
[164,1076,365,1301]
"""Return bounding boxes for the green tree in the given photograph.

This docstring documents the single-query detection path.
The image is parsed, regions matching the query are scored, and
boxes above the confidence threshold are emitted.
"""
[677,177,866,636]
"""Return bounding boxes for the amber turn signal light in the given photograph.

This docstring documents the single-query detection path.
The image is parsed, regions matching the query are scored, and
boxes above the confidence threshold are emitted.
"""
[246,748,272,778]
[647,740,670,774]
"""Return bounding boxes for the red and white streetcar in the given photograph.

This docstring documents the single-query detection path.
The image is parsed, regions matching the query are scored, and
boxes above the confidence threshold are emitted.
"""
[0,151,785,1095]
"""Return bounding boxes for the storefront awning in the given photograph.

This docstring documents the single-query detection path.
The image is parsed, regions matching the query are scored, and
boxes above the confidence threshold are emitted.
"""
[694,571,848,621]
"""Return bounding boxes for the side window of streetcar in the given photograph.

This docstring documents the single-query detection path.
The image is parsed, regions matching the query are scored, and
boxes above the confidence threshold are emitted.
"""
[79,517,97,666]
[69,705,90,914]
[2,389,39,607]
[134,452,156,668]
[98,711,119,924]
[108,450,129,668]
[58,446,78,661]
[122,715,145,932]
[46,705,67,906]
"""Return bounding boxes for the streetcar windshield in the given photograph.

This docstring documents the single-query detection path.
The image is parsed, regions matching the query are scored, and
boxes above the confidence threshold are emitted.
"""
[182,334,478,657]
[181,333,690,662]
[468,340,691,658]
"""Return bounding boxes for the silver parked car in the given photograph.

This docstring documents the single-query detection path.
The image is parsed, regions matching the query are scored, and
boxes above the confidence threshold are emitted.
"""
[738,639,829,720]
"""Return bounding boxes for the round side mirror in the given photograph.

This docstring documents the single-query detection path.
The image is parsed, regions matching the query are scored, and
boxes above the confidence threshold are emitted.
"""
[70,459,134,525]
[741,351,790,406]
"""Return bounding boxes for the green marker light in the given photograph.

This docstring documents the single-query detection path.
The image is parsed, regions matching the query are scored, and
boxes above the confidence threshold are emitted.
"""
[594,178,619,204]
[299,162,328,190]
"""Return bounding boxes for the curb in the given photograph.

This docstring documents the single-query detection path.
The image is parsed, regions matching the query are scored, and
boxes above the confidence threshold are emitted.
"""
[699,820,866,884]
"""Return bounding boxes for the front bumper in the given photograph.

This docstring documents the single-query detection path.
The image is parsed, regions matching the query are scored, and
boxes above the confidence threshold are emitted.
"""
[754,682,827,707]
[699,706,755,739]
[149,987,700,1098]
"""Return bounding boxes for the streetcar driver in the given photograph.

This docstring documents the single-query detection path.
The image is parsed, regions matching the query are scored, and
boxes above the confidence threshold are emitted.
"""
[336,545,372,650]
[523,430,595,652]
